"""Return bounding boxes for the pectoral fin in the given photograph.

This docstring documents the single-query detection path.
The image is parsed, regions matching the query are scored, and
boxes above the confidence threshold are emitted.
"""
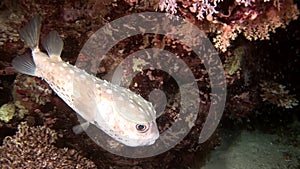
[72,121,90,134]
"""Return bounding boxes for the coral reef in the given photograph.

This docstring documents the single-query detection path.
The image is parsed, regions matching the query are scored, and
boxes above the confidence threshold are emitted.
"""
[0,122,97,168]
[13,75,52,106]
[225,91,260,121]
[157,0,299,52]
[0,0,299,168]
[0,1,24,46]
[14,101,29,119]
[259,81,299,109]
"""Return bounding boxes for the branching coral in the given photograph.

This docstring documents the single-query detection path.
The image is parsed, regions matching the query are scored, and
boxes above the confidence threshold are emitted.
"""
[259,81,299,109]
[0,122,97,168]
[242,0,299,41]
[157,0,299,52]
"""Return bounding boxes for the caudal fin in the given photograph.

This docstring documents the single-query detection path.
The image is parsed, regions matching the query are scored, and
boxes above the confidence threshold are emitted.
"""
[19,15,41,50]
[12,15,41,76]
[12,54,36,76]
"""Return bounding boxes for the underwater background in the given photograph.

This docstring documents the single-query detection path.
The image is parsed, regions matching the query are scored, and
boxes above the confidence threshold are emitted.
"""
[0,0,299,168]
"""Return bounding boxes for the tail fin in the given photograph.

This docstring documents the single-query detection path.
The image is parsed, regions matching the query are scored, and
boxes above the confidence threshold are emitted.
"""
[12,54,36,76]
[12,15,41,76]
[19,15,41,50]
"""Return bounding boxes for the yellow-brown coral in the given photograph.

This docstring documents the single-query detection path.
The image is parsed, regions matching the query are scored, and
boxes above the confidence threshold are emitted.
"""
[0,122,97,169]
[259,81,298,109]
[243,0,299,41]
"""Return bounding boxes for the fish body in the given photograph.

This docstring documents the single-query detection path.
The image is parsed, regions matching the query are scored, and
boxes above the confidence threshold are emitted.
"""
[12,16,159,147]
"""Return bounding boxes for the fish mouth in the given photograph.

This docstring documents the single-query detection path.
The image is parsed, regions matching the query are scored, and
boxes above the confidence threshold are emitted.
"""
[145,131,160,145]
[149,139,157,145]
[135,133,159,146]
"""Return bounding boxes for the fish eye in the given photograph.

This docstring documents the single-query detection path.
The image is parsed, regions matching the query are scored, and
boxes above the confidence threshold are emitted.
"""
[136,124,149,133]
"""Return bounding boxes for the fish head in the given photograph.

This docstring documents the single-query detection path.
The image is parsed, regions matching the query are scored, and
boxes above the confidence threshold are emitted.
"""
[111,118,160,147]
[95,87,160,147]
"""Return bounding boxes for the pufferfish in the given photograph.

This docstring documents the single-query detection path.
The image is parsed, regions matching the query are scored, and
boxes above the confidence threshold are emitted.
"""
[12,15,159,147]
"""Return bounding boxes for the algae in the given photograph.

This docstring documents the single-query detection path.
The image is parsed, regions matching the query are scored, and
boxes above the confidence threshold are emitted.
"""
[0,103,15,122]
[224,46,245,75]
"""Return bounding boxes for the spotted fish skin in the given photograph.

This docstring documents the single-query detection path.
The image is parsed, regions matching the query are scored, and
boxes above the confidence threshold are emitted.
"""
[12,15,159,147]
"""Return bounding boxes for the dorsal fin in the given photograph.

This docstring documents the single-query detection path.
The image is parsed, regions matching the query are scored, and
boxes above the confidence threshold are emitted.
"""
[41,31,63,61]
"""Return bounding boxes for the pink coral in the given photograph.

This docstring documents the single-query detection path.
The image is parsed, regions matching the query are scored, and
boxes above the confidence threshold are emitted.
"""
[158,0,299,52]
[159,0,178,15]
